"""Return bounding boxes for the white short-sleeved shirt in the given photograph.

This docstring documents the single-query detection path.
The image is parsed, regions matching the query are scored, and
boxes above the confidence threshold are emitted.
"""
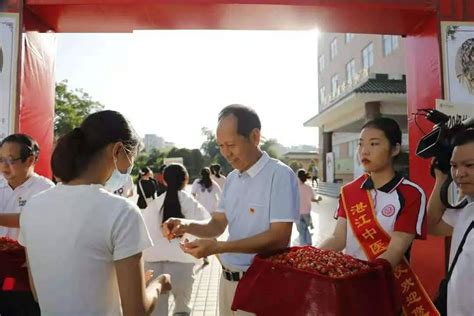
[18,184,153,316]
[191,179,222,213]
[216,152,299,271]
[0,172,54,239]
[143,190,210,263]
[211,174,226,191]
[442,196,474,316]
[112,175,134,197]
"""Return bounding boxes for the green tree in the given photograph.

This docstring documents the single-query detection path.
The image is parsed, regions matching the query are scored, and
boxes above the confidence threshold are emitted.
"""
[54,80,104,138]
[288,161,304,172]
[260,138,281,159]
[200,127,231,174]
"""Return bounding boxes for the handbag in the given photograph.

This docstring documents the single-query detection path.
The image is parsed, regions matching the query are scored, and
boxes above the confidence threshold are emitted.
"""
[434,220,474,315]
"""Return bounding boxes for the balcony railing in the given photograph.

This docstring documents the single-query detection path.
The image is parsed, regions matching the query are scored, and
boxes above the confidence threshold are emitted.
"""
[320,68,369,109]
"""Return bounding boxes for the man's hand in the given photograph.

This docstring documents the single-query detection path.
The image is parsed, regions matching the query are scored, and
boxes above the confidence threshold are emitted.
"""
[162,218,188,240]
[180,239,219,259]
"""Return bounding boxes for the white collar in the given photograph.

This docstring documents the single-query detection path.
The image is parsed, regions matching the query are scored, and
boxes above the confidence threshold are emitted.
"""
[1,173,39,190]
[241,151,270,178]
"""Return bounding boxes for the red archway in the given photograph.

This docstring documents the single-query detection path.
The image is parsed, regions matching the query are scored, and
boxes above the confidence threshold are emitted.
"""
[4,0,474,298]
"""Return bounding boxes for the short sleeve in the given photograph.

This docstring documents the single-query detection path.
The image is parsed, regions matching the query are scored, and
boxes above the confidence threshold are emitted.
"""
[442,208,458,228]
[18,205,31,246]
[269,166,299,223]
[394,184,427,239]
[111,203,153,261]
[191,180,199,195]
[216,175,231,214]
[180,192,211,221]
[335,195,346,219]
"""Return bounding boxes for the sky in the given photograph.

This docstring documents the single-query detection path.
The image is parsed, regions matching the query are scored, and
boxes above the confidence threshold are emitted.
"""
[55,30,320,149]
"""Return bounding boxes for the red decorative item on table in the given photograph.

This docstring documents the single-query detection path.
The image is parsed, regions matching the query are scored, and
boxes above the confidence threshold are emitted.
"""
[0,237,30,291]
[232,246,400,316]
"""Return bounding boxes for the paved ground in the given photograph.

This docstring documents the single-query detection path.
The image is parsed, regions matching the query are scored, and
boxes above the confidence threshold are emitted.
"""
[164,193,338,315]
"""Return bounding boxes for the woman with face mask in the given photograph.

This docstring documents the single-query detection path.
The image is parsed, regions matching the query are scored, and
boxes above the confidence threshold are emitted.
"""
[17,110,171,316]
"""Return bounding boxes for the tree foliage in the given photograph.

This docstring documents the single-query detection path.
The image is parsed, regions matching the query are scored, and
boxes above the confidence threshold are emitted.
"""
[54,80,104,139]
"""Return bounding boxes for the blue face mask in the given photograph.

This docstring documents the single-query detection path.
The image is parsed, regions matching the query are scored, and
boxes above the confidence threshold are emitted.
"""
[104,147,133,192]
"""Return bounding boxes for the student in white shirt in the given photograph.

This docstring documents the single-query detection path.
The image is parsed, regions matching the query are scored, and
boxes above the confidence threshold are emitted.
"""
[0,133,54,315]
[427,128,474,316]
[210,163,226,190]
[191,167,221,214]
[143,163,210,316]
[18,110,171,316]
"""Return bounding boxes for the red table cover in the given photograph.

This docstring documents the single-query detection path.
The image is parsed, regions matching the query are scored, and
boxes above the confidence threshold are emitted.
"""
[0,237,30,292]
[232,246,400,316]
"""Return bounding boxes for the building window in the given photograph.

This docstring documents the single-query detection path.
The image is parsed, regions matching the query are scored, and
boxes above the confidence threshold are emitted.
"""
[330,38,338,60]
[348,140,357,158]
[319,86,326,104]
[383,35,400,56]
[345,33,355,43]
[331,74,339,96]
[333,145,340,159]
[362,43,374,70]
[346,59,356,83]
[318,55,325,73]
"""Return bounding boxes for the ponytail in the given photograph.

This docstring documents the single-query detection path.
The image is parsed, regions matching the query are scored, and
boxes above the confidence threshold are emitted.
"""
[162,164,188,223]
[51,110,140,183]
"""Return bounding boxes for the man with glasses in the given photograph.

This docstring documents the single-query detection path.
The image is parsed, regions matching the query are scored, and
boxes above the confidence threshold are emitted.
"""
[0,134,54,315]
[0,134,54,237]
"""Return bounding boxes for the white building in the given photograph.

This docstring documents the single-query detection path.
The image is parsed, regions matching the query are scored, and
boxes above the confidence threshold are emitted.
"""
[304,33,409,183]
[143,134,165,152]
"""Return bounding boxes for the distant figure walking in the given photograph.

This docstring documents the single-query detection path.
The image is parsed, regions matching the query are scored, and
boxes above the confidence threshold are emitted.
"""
[311,165,319,187]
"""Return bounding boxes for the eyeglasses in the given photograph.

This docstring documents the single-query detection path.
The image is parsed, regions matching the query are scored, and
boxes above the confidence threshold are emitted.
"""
[0,157,23,166]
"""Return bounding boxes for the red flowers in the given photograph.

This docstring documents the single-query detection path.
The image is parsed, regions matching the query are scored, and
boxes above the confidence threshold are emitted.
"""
[266,246,370,278]
[0,237,23,253]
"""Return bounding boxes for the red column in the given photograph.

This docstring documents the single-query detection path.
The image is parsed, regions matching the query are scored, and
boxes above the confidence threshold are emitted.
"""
[405,15,444,298]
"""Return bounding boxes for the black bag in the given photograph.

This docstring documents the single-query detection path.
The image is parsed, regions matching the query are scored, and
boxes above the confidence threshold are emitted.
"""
[433,221,474,316]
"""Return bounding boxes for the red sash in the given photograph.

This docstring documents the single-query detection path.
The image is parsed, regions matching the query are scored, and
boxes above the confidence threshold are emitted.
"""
[341,174,439,316]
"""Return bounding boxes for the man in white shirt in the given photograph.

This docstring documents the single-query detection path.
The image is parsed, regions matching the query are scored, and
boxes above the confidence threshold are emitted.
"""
[427,128,474,316]
[163,105,299,315]
[0,134,54,237]
[0,134,54,315]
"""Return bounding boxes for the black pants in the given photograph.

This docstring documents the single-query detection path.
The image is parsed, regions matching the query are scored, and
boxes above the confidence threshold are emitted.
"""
[0,291,40,316]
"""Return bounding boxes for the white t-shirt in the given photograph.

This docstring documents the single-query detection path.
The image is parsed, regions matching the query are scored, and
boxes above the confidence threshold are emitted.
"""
[191,179,221,213]
[18,184,153,316]
[442,197,474,316]
[143,190,210,263]
[211,174,226,191]
[0,172,54,239]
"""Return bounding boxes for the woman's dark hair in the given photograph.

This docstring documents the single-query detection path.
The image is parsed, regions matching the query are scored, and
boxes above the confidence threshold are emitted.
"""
[362,117,402,151]
[453,128,474,147]
[52,110,140,182]
[0,133,40,162]
[162,164,187,223]
[138,166,152,181]
[218,104,261,138]
[199,167,213,189]
[210,164,222,178]
[297,169,309,183]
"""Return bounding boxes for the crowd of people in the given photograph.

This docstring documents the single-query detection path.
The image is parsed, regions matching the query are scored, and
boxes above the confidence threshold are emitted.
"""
[0,103,472,316]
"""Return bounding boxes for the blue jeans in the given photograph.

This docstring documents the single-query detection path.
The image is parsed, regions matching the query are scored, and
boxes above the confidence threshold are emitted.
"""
[297,214,312,245]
